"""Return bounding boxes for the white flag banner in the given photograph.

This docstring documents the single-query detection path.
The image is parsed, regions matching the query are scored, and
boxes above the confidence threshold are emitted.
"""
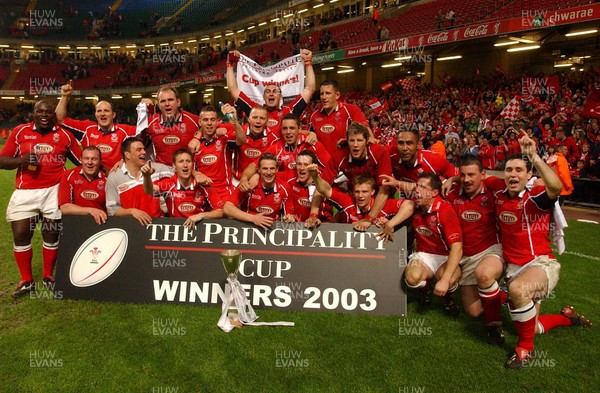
[236,53,305,105]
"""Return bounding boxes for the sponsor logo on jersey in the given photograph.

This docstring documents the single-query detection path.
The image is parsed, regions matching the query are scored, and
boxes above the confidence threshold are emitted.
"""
[256,206,274,215]
[201,154,218,164]
[163,135,181,145]
[461,210,482,222]
[36,143,54,154]
[245,148,262,158]
[267,119,279,128]
[178,202,196,213]
[298,197,311,207]
[320,125,335,134]
[96,144,113,154]
[499,212,518,224]
[81,190,99,200]
[416,226,433,236]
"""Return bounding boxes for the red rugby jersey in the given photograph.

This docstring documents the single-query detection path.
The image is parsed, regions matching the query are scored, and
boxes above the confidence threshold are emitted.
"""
[1,123,82,189]
[155,174,223,218]
[413,195,463,255]
[308,102,367,152]
[142,110,200,165]
[494,185,556,266]
[61,118,135,168]
[58,167,107,210]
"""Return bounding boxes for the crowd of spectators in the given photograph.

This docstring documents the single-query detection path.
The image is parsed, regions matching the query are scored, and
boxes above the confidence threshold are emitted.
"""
[296,68,600,203]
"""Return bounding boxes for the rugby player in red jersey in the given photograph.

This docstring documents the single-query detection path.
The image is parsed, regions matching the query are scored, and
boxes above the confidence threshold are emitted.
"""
[445,157,506,344]
[382,127,458,195]
[403,173,463,316]
[224,153,295,229]
[240,113,334,188]
[0,100,82,297]
[308,80,370,152]
[58,146,107,225]
[226,49,316,136]
[56,82,136,169]
[329,122,393,231]
[232,106,278,184]
[495,135,592,368]
[307,164,408,228]
[142,148,223,228]
[280,150,327,223]
[191,105,246,199]
[137,87,200,165]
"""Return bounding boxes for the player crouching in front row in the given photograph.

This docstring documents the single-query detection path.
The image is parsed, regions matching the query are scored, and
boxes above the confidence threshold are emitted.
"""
[403,173,463,316]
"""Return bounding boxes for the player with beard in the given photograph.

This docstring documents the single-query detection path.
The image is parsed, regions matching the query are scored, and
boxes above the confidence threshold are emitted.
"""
[0,100,82,298]
[58,146,107,225]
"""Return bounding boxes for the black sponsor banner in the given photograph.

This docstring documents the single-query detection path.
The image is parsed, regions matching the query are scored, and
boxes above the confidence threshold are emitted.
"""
[55,216,407,316]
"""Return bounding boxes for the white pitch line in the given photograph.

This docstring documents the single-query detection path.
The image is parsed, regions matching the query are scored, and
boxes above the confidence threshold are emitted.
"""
[576,219,599,224]
[563,251,600,261]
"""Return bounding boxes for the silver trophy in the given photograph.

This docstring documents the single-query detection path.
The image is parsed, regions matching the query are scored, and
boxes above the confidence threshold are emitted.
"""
[218,250,257,332]
[217,249,294,332]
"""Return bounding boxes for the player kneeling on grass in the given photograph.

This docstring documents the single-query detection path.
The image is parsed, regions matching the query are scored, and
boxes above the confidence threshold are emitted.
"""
[495,135,592,369]
[443,157,507,345]
[142,148,224,228]
[223,153,295,229]
[403,173,463,316]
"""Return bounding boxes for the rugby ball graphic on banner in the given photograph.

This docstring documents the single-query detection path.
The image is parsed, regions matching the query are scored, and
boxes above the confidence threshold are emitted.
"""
[69,229,129,287]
